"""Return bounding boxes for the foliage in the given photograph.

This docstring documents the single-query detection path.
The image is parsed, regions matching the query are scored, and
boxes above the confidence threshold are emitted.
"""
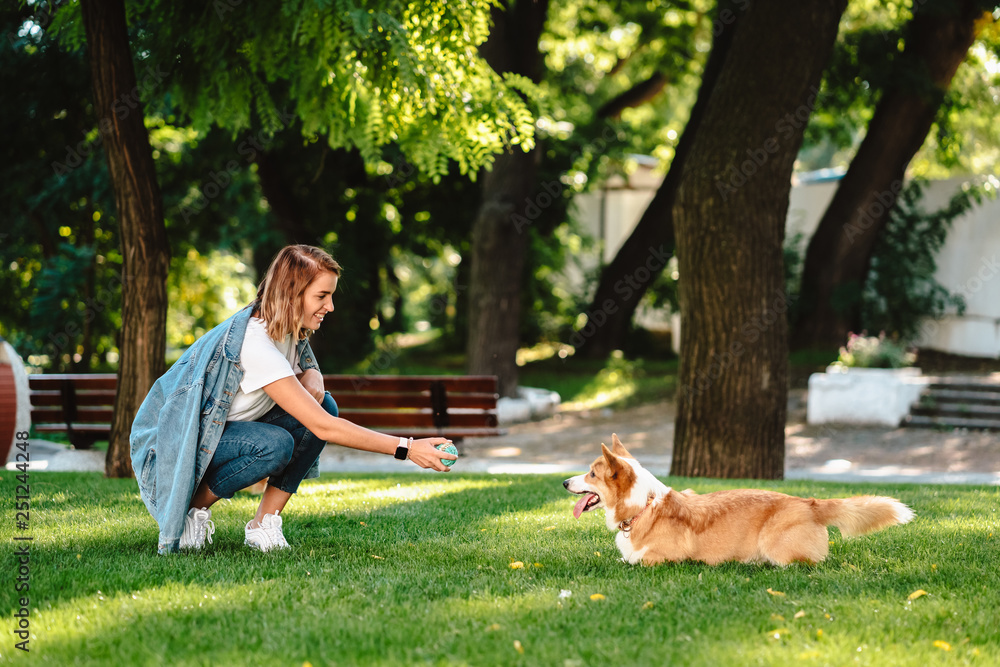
[4,472,997,665]
[539,0,707,191]
[165,248,258,359]
[834,331,916,368]
[803,0,1000,177]
[48,0,538,182]
[861,178,998,339]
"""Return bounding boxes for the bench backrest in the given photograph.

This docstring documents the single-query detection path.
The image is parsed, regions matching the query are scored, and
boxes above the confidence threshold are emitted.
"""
[28,373,501,440]
[29,374,117,430]
[325,375,501,438]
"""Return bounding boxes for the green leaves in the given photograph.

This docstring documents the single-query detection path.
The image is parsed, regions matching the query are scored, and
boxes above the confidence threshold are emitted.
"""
[106,0,539,179]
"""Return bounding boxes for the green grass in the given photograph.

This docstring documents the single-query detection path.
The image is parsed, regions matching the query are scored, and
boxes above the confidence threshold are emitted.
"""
[2,472,998,666]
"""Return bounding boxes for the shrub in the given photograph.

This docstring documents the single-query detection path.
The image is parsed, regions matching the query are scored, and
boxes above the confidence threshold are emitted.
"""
[834,331,915,369]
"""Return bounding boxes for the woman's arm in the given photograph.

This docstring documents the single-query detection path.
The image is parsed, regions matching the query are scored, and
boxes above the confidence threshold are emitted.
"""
[262,375,456,471]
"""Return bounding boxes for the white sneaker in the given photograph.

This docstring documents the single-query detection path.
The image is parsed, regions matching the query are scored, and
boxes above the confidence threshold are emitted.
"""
[244,512,290,552]
[180,507,215,549]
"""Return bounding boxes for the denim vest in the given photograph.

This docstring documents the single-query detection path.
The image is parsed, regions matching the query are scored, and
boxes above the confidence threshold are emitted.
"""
[130,306,320,554]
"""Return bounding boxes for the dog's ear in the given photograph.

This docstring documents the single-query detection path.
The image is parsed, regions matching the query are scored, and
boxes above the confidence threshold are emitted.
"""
[610,433,632,458]
[601,443,622,473]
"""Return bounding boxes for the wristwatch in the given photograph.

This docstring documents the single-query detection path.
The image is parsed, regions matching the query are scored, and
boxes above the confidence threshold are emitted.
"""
[394,436,413,460]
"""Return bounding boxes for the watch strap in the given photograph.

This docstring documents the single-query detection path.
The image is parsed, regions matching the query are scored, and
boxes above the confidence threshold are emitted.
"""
[393,436,410,460]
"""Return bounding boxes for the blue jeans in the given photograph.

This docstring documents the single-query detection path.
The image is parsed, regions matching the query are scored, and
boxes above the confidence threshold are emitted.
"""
[203,392,338,499]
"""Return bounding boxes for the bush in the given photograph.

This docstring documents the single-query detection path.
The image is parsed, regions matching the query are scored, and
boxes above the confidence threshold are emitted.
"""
[834,331,915,369]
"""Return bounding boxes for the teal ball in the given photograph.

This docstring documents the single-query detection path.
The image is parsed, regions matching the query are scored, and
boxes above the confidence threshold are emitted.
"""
[436,443,458,467]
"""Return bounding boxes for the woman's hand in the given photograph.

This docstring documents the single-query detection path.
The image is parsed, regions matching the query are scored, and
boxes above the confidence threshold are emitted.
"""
[407,438,458,472]
[297,368,326,402]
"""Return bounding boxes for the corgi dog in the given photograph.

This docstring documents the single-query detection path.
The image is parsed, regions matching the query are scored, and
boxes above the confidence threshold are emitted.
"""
[563,434,914,566]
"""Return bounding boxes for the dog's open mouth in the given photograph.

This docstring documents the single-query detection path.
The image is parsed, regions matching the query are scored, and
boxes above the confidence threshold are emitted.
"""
[572,492,601,519]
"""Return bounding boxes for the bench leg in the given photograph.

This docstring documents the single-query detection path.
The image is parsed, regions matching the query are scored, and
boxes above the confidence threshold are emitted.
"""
[68,433,99,450]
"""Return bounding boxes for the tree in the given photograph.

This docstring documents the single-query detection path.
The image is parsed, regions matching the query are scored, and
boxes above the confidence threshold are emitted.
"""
[465,0,549,398]
[792,0,988,350]
[466,0,709,385]
[80,0,170,477]
[573,3,740,359]
[38,0,541,473]
[670,0,847,479]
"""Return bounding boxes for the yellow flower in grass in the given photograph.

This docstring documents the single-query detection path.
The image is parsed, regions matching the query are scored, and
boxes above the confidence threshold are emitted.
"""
[590,593,606,601]
[933,640,951,651]
[908,589,928,601]
[766,588,785,597]
[509,561,524,569]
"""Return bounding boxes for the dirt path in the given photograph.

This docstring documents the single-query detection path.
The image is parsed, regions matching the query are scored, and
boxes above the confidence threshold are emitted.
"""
[458,389,1000,475]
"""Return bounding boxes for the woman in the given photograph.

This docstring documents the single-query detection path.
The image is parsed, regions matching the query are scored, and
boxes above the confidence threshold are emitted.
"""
[131,245,456,554]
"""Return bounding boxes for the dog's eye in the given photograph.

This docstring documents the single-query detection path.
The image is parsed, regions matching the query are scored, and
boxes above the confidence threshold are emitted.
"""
[589,471,595,478]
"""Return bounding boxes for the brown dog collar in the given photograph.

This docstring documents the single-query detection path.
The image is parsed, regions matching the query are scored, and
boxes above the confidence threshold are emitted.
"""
[618,493,655,536]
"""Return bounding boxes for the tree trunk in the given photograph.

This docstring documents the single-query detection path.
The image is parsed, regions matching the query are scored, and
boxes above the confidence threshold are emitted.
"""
[791,0,982,350]
[575,4,740,359]
[81,0,170,478]
[75,204,96,372]
[465,0,548,398]
[671,0,846,479]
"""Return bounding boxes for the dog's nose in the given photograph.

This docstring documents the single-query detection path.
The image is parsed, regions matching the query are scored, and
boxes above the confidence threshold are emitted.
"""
[562,480,569,489]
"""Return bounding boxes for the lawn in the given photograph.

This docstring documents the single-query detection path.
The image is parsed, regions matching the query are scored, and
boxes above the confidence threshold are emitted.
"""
[2,472,997,666]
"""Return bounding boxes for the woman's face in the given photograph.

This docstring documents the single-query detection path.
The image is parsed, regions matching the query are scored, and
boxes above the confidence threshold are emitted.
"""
[301,271,339,331]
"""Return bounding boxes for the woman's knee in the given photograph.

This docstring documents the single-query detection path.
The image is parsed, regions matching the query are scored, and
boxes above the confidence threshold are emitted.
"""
[321,392,339,418]
[264,430,295,471]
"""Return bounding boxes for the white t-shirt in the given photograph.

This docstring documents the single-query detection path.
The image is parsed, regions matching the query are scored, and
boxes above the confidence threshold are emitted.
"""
[227,318,302,422]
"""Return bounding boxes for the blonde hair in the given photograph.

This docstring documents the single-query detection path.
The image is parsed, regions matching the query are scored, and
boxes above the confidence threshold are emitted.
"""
[252,245,342,341]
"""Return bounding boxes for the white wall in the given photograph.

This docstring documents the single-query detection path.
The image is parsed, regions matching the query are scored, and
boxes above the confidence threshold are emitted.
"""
[575,168,1000,358]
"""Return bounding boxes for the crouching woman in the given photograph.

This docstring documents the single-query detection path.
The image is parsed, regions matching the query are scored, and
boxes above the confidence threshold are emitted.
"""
[130,245,456,554]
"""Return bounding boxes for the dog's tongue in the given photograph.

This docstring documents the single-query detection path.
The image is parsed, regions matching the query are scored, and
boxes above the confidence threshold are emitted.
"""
[573,493,597,519]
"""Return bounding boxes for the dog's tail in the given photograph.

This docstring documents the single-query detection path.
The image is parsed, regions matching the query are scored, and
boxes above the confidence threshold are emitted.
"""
[814,496,914,537]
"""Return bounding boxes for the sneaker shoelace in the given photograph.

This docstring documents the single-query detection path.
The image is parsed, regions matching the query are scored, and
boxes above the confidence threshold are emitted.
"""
[262,513,288,548]
[201,516,215,545]
[188,509,214,547]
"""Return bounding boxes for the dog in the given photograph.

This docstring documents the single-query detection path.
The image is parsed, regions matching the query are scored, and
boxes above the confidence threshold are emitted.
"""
[563,434,914,566]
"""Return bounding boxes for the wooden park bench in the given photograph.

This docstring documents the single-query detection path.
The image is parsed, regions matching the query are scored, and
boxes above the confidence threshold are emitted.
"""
[28,373,503,450]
